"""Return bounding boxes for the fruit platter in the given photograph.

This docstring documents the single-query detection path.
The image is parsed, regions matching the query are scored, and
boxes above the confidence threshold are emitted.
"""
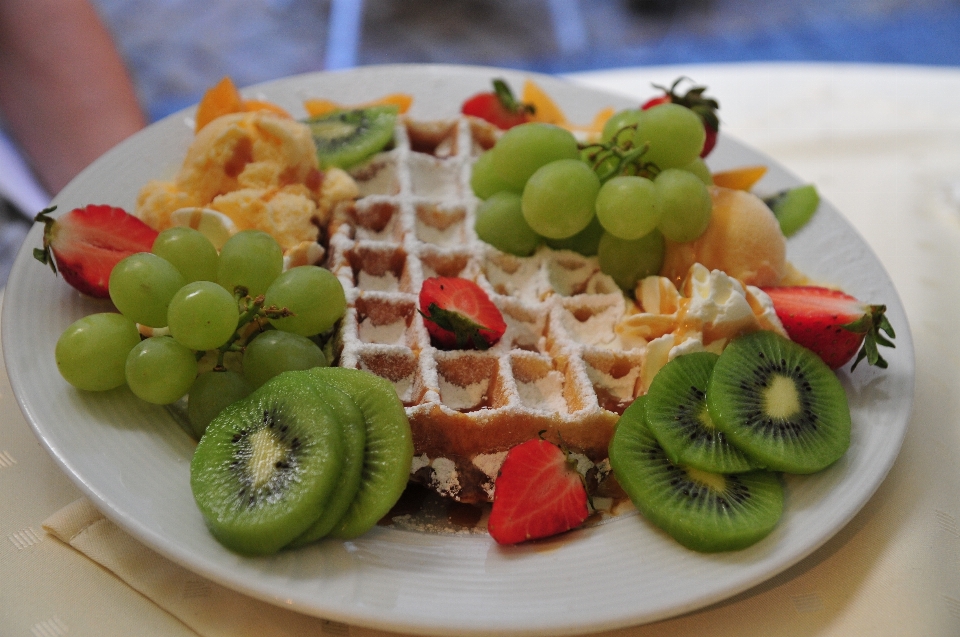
[1,65,913,636]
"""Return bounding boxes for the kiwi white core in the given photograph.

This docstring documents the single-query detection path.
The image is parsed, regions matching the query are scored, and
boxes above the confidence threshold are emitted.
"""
[686,466,726,492]
[763,374,801,419]
[247,429,285,490]
[315,121,359,139]
[697,405,716,430]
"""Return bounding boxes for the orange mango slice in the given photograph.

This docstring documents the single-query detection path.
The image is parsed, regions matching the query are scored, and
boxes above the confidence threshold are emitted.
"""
[711,165,768,191]
[523,80,568,126]
[303,93,413,118]
[194,77,292,133]
[241,99,293,119]
[194,77,244,133]
[522,79,613,136]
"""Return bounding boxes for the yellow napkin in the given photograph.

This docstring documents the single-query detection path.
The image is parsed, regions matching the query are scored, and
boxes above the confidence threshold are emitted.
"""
[42,498,402,637]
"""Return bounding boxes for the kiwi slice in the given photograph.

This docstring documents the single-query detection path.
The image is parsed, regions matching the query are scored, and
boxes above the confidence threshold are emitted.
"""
[309,367,414,539]
[190,372,344,555]
[287,376,367,547]
[645,351,756,474]
[305,106,397,169]
[610,395,784,552]
[764,184,820,237]
[707,330,851,474]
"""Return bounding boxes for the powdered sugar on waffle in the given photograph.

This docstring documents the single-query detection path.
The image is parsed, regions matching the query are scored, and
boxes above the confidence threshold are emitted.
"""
[326,116,642,502]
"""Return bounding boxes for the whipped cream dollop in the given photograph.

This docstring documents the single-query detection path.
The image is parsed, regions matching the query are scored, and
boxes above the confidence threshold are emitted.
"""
[617,263,786,390]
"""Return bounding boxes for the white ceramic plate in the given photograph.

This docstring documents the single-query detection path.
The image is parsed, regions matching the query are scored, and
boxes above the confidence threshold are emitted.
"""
[2,65,914,636]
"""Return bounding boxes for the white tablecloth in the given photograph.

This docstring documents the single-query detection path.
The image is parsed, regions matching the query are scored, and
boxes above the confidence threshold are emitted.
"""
[2,62,958,636]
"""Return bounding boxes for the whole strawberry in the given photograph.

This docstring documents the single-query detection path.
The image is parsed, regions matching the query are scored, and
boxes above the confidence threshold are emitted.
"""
[418,277,506,350]
[34,204,159,298]
[461,79,534,130]
[487,437,590,545]
[642,77,720,158]
[762,286,896,370]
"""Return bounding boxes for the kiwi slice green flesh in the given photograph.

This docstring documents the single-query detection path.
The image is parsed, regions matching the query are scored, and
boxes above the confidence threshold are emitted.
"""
[305,106,397,169]
[190,372,344,555]
[610,396,784,552]
[308,367,414,539]
[707,330,851,474]
[645,351,757,474]
[287,375,367,547]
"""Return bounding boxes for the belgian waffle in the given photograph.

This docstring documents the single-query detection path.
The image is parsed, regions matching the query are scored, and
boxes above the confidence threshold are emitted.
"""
[326,116,646,503]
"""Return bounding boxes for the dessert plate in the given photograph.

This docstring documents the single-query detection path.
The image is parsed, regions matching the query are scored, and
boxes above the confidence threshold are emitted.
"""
[2,64,914,636]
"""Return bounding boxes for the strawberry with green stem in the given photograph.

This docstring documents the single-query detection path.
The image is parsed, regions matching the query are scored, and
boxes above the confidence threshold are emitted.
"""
[418,277,506,350]
[34,204,159,298]
[461,79,535,130]
[642,77,720,158]
[761,286,896,370]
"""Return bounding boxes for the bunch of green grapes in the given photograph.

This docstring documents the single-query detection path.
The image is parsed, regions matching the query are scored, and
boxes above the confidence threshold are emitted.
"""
[472,105,715,292]
[54,227,347,437]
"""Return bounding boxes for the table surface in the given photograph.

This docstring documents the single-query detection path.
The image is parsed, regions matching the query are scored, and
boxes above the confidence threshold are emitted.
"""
[3,62,959,636]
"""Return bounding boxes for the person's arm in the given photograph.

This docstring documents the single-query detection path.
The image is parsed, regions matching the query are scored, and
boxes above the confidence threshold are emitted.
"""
[0,0,146,195]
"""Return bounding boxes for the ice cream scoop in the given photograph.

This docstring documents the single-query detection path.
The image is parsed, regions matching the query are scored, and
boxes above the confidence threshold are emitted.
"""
[660,186,786,288]
[136,111,358,252]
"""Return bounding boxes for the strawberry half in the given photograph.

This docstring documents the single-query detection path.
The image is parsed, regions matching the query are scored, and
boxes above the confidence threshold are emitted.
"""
[418,277,506,350]
[762,286,896,370]
[461,79,534,130]
[33,204,159,298]
[488,437,590,545]
[642,77,720,158]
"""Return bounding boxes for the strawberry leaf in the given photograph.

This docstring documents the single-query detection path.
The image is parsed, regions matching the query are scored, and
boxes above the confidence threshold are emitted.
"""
[419,303,493,350]
[845,303,894,371]
[877,313,896,339]
[492,79,534,116]
[651,77,720,131]
[32,206,59,275]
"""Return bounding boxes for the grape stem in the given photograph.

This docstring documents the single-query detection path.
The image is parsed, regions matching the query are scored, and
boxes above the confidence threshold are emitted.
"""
[209,293,295,370]
[581,125,660,183]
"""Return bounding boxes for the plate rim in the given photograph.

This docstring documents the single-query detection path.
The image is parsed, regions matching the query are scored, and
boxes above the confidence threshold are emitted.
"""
[1,63,915,636]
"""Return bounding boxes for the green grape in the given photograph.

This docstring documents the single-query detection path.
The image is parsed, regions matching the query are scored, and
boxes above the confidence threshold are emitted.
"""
[109,252,185,328]
[242,330,328,389]
[264,265,346,336]
[187,370,251,438]
[125,336,198,405]
[490,123,579,191]
[474,191,542,256]
[635,103,705,170]
[656,168,713,242]
[601,109,644,143]
[217,229,283,298]
[152,226,219,283]
[545,215,604,256]
[521,159,600,240]
[470,150,518,200]
[682,157,714,185]
[595,175,662,240]
[55,313,142,391]
[598,229,665,293]
[167,281,240,351]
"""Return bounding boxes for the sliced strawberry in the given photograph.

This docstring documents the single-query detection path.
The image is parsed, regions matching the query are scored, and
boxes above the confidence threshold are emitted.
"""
[33,204,159,298]
[418,277,506,350]
[461,79,534,130]
[640,95,671,109]
[761,286,896,370]
[488,437,590,545]
[642,77,720,158]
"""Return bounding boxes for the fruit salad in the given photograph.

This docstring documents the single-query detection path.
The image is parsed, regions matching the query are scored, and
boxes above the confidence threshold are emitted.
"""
[35,74,895,556]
